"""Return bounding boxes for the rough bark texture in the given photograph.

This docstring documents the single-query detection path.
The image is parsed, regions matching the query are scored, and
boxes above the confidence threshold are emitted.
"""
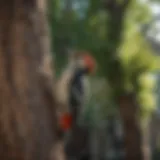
[118,93,143,160]
[0,0,58,160]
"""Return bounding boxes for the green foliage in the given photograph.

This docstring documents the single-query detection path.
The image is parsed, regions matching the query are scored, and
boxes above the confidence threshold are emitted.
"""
[119,30,156,90]
[138,74,156,118]
[117,0,157,119]
[82,78,117,127]
[48,0,159,121]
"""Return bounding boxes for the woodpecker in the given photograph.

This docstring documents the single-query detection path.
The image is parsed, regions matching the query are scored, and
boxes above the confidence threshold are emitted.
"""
[56,51,96,133]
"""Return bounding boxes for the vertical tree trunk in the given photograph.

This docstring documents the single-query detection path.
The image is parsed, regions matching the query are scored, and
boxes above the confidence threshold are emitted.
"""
[103,0,145,159]
[118,93,143,160]
[141,121,151,160]
[0,1,59,160]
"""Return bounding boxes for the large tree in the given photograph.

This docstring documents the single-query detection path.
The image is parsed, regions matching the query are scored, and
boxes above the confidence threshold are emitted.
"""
[102,0,157,159]
[0,1,59,160]
[102,0,144,159]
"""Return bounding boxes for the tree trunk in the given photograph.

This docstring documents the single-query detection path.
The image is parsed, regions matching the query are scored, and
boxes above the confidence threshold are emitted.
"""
[141,121,151,160]
[0,1,59,160]
[118,93,143,160]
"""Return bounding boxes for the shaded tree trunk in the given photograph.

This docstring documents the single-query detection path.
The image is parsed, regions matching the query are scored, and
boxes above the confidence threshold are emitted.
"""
[141,121,151,160]
[0,1,59,160]
[103,0,144,159]
[118,93,143,160]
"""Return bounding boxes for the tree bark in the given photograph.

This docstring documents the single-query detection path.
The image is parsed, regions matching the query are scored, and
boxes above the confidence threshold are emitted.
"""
[118,93,143,160]
[141,121,151,160]
[0,1,59,160]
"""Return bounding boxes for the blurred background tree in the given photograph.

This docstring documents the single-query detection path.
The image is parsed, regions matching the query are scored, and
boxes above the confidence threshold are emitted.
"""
[48,0,160,159]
